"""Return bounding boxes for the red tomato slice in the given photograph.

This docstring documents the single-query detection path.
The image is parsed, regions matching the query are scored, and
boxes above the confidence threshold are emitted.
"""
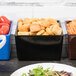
[0,23,10,27]
[0,16,11,26]
[0,25,9,35]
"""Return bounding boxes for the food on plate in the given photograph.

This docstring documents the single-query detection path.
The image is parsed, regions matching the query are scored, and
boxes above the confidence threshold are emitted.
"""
[17,18,63,35]
[67,19,76,34]
[21,66,72,76]
[0,16,11,35]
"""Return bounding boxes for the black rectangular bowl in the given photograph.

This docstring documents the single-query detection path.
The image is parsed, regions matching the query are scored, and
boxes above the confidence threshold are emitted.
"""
[15,21,63,61]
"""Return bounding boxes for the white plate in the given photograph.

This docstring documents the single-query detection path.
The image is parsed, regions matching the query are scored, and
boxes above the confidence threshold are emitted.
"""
[11,63,76,76]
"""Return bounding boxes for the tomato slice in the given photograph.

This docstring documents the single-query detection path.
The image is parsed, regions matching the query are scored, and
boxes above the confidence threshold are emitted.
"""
[0,16,11,26]
[0,23,9,35]
[0,23,10,27]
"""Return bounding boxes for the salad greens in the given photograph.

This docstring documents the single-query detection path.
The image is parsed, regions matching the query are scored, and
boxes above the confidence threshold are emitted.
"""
[21,73,27,76]
[21,66,71,76]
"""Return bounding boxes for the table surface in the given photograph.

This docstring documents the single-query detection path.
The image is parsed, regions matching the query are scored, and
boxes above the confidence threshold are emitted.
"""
[0,45,76,76]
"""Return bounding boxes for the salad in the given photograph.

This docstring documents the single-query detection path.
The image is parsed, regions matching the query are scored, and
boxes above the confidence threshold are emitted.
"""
[21,66,71,76]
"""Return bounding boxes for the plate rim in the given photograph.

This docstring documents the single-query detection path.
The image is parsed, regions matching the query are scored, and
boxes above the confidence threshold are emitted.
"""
[11,62,76,76]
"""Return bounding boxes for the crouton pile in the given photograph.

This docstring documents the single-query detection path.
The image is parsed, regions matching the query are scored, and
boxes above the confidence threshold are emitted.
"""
[17,18,63,35]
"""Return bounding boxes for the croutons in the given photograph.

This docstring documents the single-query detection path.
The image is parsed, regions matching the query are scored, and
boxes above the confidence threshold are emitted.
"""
[30,24,41,33]
[36,30,45,35]
[42,32,49,35]
[46,27,54,35]
[18,32,30,35]
[17,18,63,35]
[52,25,62,35]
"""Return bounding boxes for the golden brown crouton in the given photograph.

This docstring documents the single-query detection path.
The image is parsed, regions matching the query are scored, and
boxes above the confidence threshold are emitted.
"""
[18,24,29,32]
[30,24,41,33]
[18,19,23,23]
[46,27,54,35]
[29,32,36,35]
[46,18,57,25]
[18,32,30,35]
[42,32,49,35]
[52,25,62,35]
[40,20,50,27]
[36,30,45,35]
[23,18,31,24]
[41,26,45,30]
